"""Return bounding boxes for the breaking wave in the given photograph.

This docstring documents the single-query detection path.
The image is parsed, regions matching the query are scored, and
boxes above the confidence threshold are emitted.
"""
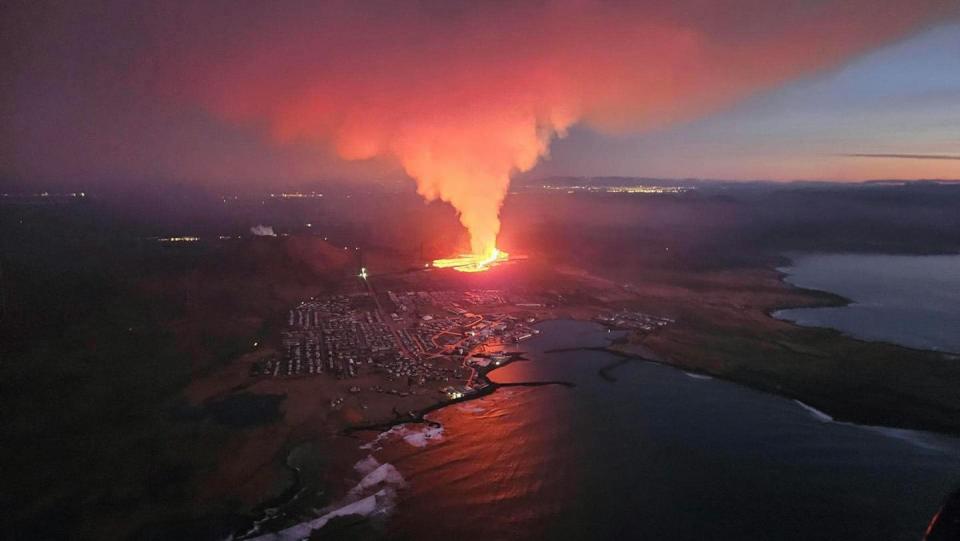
[243,458,406,541]
[793,400,834,422]
[456,403,487,414]
[793,400,958,453]
[360,420,445,451]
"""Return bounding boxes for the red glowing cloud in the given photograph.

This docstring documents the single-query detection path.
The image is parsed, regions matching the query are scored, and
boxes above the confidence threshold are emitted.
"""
[149,1,954,255]
[6,1,957,252]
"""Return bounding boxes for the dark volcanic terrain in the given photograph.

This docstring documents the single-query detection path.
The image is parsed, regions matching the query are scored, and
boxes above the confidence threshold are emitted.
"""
[2,179,959,538]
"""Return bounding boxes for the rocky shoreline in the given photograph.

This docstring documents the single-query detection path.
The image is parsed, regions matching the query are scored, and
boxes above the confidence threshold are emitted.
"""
[236,350,576,539]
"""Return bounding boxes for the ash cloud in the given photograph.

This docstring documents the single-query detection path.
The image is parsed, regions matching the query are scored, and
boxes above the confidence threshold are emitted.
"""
[4,1,958,254]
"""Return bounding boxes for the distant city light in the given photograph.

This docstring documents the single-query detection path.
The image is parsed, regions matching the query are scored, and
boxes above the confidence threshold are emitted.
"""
[157,236,200,242]
[539,184,693,194]
[268,192,324,199]
[1,191,86,199]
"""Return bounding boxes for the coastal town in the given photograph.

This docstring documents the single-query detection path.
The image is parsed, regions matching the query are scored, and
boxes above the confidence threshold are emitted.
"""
[252,287,545,402]
[244,256,683,424]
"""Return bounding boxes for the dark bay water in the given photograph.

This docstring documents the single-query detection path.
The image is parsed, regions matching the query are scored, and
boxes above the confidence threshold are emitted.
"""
[774,253,960,354]
[369,320,960,541]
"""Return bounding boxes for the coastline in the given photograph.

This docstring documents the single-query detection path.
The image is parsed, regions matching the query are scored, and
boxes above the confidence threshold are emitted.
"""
[239,297,960,540]
[547,336,960,453]
[343,352,574,435]
[237,351,577,539]
[600,337,960,435]
[307,315,960,541]
[771,256,960,357]
[598,256,960,435]
[547,336,960,439]
[233,257,960,539]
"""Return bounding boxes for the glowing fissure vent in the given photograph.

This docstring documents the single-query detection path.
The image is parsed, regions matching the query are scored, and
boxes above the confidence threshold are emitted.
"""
[432,248,509,273]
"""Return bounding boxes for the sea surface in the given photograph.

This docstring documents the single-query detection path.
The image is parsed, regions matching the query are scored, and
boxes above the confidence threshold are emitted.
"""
[774,253,960,354]
[355,320,960,541]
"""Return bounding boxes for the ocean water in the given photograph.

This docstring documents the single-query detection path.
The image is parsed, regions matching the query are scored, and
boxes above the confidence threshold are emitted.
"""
[362,320,960,541]
[774,253,960,354]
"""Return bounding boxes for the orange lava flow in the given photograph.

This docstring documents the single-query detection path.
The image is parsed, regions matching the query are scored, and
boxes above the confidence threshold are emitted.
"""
[432,248,509,273]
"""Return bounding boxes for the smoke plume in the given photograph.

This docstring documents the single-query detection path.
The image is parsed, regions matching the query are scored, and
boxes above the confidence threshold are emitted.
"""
[146,0,954,256]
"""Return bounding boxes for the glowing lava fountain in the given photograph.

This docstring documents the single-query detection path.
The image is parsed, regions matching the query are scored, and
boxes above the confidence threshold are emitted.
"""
[432,248,510,273]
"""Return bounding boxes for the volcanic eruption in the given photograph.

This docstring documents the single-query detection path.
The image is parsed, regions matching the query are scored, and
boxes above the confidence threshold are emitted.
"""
[142,1,955,270]
[431,248,511,273]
